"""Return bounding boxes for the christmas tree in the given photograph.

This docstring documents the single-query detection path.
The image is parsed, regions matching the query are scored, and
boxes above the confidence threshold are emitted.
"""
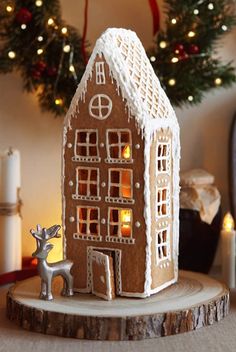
[0,0,235,116]
[150,0,236,106]
[0,0,86,115]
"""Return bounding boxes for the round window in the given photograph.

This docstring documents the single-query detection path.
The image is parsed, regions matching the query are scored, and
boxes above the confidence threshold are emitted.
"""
[89,94,112,120]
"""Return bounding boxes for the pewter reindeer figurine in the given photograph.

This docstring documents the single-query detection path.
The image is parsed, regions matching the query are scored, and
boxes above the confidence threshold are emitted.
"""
[30,224,74,301]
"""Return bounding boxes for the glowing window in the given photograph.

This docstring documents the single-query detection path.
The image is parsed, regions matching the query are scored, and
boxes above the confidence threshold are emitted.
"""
[106,169,133,204]
[108,208,132,238]
[106,129,132,162]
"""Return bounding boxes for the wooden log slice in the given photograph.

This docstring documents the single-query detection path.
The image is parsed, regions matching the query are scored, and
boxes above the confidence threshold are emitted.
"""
[6,271,229,341]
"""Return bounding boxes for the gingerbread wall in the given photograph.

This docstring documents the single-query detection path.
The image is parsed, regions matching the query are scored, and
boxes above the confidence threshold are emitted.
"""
[63,56,147,295]
[149,129,175,290]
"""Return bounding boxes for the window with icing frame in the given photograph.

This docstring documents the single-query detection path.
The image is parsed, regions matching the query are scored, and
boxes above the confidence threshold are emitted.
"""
[156,140,171,174]
[74,206,101,241]
[106,168,134,204]
[73,129,100,162]
[155,226,171,265]
[72,167,101,201]
[106,207,135,244]
[106,129,133,163]
[89,94,112,120]
[95,61,106,85]
[156,186,170,219]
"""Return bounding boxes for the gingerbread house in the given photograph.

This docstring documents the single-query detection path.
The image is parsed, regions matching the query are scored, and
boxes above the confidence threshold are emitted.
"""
[62,28,180,300]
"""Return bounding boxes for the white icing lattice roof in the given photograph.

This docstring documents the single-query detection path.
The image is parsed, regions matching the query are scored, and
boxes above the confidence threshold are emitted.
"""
[66,28,178,134]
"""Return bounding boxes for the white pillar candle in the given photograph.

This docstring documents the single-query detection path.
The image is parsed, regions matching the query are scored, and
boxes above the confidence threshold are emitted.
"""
[0,148,22,274]
[0,149,20,203]
[221,212,235,288]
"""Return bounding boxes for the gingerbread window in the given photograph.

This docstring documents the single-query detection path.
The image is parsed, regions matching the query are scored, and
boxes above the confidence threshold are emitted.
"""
[89,94,112,120]
[155,227,170,265]
[74,206,102,241]
[73,129,100,162]
[95,62,106,85]
[106,207,134,244]
[156,141,171,174]
[156,186,170,218]
[106,129,133,163]
[73,167,101,201]
[106,169,134,204]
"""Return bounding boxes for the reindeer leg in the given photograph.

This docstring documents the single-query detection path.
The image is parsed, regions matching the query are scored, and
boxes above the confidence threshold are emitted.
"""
[67,272,74,296]
[61,272,74,297]
[45,278,53,301]
[39,280,47,299]
[61,274,67,296]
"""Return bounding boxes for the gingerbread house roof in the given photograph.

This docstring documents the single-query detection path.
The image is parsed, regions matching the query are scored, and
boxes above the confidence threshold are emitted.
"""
[65,28,178,136]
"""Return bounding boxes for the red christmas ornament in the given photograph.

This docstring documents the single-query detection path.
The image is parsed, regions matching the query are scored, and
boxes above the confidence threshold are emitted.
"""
[31,69,41,80]
[179,51,189,61]
[46,67,57,77]
[15,8,32,25]
[174,43,185,55]
[35,61,47,72]
[188,44,200,55]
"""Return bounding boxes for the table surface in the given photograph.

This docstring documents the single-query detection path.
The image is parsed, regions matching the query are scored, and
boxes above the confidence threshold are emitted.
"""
[1,274,236,352]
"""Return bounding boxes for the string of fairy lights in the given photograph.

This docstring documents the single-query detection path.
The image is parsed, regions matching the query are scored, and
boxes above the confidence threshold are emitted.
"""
[3,0,81,109]
[1,0,235,114]
[148,0,234,105]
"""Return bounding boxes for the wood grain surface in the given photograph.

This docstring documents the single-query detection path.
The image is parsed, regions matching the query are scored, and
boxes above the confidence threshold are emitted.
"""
[6,271,229,340]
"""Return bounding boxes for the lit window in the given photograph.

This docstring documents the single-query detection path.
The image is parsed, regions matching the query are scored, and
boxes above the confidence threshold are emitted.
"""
[89,94,112,120]
[157,141,170,173]
[108,208,132,238]
[106,169,134,204]
[74,129,100,162]
[156,187,170,218]
[95,62,106,85]
[73,167,100,201]
[155,227,170,265]
[77,207,100,236]
[106,129,132,163]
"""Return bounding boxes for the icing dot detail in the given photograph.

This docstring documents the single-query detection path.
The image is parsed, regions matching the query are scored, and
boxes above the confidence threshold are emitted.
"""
[101,218,106,224]
[101,182,106,187]
[69,216,75,223]
[67,143,72,148]
[100,142,105,148]
[135,144,140,149]
[135,182,140,189]
[69,181,73,186]
[135,221,141,228]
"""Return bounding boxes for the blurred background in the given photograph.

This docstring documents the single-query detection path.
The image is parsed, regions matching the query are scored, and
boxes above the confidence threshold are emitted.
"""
[0,0,236,261]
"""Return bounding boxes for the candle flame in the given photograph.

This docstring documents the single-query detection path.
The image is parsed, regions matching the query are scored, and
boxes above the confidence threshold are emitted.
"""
[223,212,235,232]
[121,209,131,223]
[122,145,131,159]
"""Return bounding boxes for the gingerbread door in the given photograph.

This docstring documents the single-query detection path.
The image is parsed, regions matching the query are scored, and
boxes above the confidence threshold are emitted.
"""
[91,250,115,300]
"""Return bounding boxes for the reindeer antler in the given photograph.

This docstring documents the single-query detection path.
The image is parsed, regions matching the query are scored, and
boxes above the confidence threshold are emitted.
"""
[30,224,61,241]
[30,224,43,240]
[45,225,61,240]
